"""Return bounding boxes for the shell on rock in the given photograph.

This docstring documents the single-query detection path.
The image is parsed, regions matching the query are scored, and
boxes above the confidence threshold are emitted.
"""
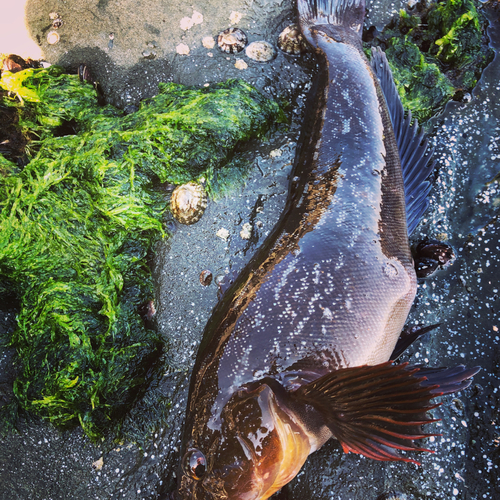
[217,28,247,54]
[278,24,309,55]
[46,31,60,45]
[199,270,213,287]
[52,18,63,29]
[2,54,30,73]
[78,64,93,83]
[170,182,207,225]
[245,41,276,62]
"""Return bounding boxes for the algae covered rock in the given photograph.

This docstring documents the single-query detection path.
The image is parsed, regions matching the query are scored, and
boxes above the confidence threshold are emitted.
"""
[0,66,284,440]
[384,35,455,122]
[366,0,494,122]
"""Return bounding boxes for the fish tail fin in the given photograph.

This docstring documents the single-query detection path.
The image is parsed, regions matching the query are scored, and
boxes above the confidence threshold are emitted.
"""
[293,362,480,464]
[297,0,365,32]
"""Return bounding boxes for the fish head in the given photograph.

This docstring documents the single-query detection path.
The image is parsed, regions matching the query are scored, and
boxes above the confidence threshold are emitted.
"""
[178,382,312,500]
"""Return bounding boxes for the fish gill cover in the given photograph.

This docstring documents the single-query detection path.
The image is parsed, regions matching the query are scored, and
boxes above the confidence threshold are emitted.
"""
[366,0,494,122]
[0,66,284,441]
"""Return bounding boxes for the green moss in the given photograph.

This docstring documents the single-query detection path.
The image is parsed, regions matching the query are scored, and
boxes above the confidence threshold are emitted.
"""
[366,0,494,122]
[0,67,284,440]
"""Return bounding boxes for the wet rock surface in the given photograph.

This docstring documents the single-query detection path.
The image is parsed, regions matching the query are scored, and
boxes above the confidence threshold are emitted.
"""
[23,0,316,107]
[1,1,499,500]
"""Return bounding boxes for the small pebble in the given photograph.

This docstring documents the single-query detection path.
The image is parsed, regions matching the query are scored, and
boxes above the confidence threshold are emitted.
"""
[240,223,252,240]
[92,457,104,470]
[216,228,230,241]
[235,59,248,70]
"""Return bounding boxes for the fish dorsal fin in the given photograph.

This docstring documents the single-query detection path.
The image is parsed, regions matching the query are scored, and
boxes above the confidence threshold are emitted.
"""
[370,47,435,235]
[293,362,478,463]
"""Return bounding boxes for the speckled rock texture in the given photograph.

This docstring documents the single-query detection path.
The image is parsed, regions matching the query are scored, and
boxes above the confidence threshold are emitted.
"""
[1,1,499,500]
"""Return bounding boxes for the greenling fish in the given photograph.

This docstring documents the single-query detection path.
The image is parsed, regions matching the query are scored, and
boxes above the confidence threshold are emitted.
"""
[175,1,480,498]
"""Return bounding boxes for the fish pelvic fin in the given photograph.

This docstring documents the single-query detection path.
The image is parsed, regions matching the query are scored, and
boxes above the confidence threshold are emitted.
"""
[293,362,480,464]
[297,0,365,34]
[370,47,436,235]
[390,323,441,361]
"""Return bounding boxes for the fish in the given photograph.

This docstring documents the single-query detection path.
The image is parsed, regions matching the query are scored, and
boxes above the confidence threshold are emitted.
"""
[175,1,480,498]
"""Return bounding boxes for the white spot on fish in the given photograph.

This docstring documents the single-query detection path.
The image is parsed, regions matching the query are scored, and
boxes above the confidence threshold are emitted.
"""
[342,117,351,134]
[383,261,399,278]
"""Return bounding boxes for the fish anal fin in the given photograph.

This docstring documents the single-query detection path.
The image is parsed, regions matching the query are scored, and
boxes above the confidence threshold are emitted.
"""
[293,362,479,463]
[370,47,435,235]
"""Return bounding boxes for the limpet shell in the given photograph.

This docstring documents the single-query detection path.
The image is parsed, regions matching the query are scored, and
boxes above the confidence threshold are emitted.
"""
[52,18,63,29]
[245,41,276,62]
[217,28,247,54]
[170,182,207,224]
[278,24,308,55]
[47,31,60,45]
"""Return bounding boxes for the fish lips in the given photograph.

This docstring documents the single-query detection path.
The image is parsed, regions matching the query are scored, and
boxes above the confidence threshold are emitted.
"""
[221,381,312,500]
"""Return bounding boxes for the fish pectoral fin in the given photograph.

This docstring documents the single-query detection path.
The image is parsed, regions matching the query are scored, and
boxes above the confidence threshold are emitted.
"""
[293,361,480,464]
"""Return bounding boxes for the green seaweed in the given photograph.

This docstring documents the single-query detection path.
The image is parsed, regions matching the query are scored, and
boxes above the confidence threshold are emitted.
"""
[428,0,483,66]
[367,0,494,122]
[385,36,455,122]
[0,67,284,440]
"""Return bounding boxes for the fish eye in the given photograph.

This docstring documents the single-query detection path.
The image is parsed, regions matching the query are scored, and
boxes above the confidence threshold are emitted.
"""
[183,448,207,480]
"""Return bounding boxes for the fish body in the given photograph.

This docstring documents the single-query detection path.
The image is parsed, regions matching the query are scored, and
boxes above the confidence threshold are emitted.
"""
[176,1,478,499]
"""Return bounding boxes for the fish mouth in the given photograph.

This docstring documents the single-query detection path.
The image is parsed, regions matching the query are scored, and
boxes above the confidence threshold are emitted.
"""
[240,384,312,500]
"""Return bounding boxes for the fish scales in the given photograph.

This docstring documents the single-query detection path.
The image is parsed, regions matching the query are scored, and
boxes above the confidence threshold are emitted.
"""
[176,1,479,498]
[188,12,415,432]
